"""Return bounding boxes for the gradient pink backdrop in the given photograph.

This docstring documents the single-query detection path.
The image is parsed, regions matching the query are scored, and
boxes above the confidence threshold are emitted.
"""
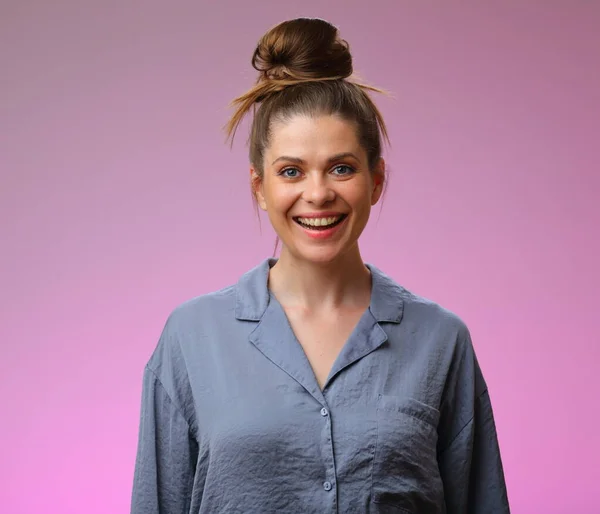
[1,1,599,513]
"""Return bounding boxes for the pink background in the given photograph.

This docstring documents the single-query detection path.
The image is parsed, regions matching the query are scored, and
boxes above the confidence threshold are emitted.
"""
[2,1,599,513]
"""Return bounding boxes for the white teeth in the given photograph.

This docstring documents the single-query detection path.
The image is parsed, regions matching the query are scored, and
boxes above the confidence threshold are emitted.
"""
[297,216,342,227]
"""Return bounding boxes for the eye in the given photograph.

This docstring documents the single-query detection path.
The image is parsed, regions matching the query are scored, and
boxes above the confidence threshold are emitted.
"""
[331,164,356,176]
[278,167,301,178]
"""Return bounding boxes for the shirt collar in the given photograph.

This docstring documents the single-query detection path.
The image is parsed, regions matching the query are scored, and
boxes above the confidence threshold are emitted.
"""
[235,258,405,324]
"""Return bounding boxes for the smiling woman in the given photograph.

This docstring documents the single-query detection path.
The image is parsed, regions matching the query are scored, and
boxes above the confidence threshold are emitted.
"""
[131,17,511,514]
[255,114,383,263]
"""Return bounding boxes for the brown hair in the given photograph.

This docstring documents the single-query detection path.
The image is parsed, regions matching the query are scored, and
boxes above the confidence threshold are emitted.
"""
[224,18,390,254]
[225,17,390,174]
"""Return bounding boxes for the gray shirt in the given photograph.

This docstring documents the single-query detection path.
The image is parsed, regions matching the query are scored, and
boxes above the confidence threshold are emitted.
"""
[131,259,510,513]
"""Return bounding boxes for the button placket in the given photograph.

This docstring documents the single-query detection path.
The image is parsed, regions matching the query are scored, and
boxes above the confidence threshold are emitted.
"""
[318,401,336,505]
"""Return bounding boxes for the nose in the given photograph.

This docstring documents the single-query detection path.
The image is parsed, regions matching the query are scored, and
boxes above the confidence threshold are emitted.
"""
[302,174,335,205]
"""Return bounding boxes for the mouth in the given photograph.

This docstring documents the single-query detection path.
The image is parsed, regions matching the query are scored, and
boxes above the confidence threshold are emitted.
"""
[293,214,348,231]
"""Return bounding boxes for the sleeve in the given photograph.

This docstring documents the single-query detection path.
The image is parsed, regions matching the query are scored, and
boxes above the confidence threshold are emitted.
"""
[437,327,510,513]
[438,389,510,513]
[131,366,198,514]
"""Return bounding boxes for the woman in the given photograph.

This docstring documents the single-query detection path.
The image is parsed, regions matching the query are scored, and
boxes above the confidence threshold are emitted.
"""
[131,18,510,514]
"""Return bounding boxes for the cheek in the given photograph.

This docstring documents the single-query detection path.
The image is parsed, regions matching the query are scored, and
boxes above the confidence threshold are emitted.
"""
[345,182,373,212]
[264,183,296,214]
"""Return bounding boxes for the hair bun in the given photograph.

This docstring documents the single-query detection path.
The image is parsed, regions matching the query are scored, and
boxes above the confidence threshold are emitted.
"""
[252,18,353,82]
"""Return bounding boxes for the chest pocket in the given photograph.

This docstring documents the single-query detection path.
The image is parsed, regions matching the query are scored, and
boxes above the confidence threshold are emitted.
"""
[371,395,444,513]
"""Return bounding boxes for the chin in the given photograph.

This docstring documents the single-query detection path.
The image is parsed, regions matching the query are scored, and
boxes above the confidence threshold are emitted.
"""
[289,243,349,266]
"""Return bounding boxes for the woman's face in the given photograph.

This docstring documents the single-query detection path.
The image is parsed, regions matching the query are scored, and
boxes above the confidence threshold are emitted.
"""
[252,114,384,265]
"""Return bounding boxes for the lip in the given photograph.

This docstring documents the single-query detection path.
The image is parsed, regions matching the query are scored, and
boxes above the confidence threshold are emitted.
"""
[293,211,346,219]
[293,213,348,240]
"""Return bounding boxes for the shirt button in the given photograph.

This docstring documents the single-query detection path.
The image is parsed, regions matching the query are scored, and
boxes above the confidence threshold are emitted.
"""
[323,481,332,491]
[320,407,328,416]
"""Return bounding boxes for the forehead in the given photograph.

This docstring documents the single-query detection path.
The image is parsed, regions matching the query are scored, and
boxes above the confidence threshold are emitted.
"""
[266,114,363,160]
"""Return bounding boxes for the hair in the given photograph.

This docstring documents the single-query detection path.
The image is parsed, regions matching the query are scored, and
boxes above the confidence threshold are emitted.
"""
[224,17,390,254]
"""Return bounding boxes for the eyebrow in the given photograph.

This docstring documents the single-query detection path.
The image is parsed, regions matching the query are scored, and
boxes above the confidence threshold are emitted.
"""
[271,152,360,166]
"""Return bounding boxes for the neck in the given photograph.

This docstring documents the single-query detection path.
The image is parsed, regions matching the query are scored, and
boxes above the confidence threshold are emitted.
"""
[268,245,371,311]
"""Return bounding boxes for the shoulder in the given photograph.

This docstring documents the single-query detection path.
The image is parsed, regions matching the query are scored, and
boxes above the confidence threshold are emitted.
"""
[371,264,480,371]
[168,284,237,332]
[371,263,471,340]
[377,268,487,394]
[403,289,478,372]
[146,283,237,373]
[146,258,271,373]
[403,287,470,341]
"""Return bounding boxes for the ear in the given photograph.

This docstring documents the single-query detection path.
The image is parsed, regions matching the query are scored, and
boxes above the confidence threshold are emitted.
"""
[371,158,385,206]
[250,166,267,211]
